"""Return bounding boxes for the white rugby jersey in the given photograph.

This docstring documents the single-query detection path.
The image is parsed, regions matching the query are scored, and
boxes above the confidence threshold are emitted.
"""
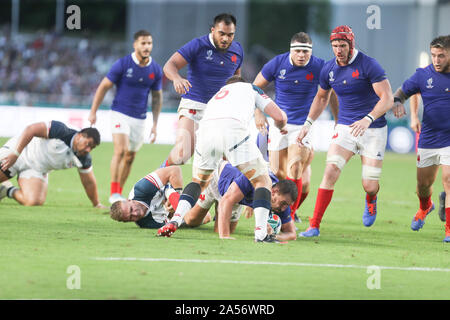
[20,121,92,174]
[201,82,272,127]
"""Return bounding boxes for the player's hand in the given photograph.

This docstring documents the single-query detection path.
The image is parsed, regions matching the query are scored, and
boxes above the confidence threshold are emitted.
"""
[392,102,406,118]
[297,126,310,147]
[94,203,108,209]
[255,112,268,135]
[267,224,274,235]
[149,126,157,144]
[164,199,175,214]
[279,125,288,135]
[349,117,371,137]
[88,112,97,126]
[243,207,253,219]
[173,78,192,95]
[1,153,18,171]
[410,117,421,133]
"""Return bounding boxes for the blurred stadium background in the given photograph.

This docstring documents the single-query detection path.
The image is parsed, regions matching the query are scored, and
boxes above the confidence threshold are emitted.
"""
[1,0,449,150]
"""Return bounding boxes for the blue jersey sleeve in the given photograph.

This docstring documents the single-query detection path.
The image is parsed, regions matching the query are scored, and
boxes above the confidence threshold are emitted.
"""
[401,69,421,97]
[48,120,75,141]
[131,177,159,206]
[319,65,331,90]
[260,57,277,83]
[177,38,200,64]
[106,58,123,84]
[151,65,163,91]
[366,57,387,84]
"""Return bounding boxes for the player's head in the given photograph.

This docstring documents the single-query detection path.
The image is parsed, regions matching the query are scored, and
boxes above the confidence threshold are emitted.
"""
[330,25,355,65]
[271,180,298,213]
[133,30,153,60]
[73,127,100,156]
[110,199,147,222]
[290,32,312,67]
[430,35,450,73]
[211,13,236,52]
[226,75,247,85]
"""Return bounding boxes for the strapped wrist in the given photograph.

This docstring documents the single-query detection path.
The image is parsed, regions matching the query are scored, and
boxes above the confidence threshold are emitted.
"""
[365,114,374,123]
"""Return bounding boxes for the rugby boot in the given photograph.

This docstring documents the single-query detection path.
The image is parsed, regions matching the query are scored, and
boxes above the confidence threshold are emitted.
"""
[411,202,435,231]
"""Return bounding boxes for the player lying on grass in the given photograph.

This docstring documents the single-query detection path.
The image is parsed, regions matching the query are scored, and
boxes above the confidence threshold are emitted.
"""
[179,160,298,241]
[109,166,182,229]
[0,120,105,208]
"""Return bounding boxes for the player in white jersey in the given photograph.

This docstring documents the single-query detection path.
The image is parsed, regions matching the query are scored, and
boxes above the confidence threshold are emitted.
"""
[157,76,287,242]
[0,121,105,208]
[109,166,182,228]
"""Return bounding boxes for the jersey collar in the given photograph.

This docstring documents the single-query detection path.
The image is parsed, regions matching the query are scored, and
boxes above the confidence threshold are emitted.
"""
[131,52,152,67]
[208,33,216,48]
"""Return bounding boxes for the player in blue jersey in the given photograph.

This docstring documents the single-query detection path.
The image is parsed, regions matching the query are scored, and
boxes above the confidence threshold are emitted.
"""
[88,30,163,204]
[392,35,450,242]
[0,121,105,209]
[109,166,182,229]
[161,13,243,168]
[253,32,338,222]
[183,160,297,241]
[296,25,394,238]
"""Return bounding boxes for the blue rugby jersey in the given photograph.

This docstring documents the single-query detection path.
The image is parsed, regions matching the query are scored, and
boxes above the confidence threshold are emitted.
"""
[106,53,163,119]
[261,53,324,125]
[217,163,291,225]
[402,64,450,149]
[319,50,388,128]
[177,34,243,104]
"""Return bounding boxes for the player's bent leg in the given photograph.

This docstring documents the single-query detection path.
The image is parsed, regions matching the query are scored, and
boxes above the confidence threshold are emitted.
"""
[15,177,47,206]
[361,158,383,227]
[183,204,210,227]
[118,150,136,191]
[440,165,450,241]
[286,144,310,216]
[167,116,196,166]
[269,149,287,181]
[411,165,439,231]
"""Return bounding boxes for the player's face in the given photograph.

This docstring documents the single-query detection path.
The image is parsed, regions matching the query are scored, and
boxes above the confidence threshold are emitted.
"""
[271,189,294,213]
[134,36,153,60]
[211,21,235,52]
[331,40,351,65]
[120,200,147,222]
[430,47,450,73]
[73,135,96,156]
[290,45,312,67]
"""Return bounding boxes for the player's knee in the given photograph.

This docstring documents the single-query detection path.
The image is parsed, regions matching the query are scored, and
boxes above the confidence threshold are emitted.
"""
[326,154,346,171]
[23,197,45,206]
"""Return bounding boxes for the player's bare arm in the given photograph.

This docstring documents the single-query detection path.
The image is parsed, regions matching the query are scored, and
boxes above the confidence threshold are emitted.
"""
[1,122,48,171]
[349,79,394,137]
[150,89,163,143]
[78,170,106,209]
[392,86,410,119]
[253,73,271,134]
[163,52,191,95]
[297,87,331,146]
[408,93,422,133]
[263,101,287,133]
[276,220,297,241]
[88,77,114,125]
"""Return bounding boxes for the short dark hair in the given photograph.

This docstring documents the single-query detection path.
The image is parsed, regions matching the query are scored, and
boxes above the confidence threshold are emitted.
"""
[291,32,312,44]
[213,13,236,27]
[430,35,450,50]
[134,29,152,41]
[110,201,124,221]
[226,75,247,85]
[274,179,298,203]
[79,127,101,146]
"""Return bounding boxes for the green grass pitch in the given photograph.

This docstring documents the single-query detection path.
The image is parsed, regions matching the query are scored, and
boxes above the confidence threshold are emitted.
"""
[0,137,448,300]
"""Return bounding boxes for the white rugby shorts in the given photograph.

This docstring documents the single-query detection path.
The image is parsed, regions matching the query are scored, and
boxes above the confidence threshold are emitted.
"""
[110,110,146,152]
[177,98,206,123]
[268,122,313,151]
[193,119,264,170]
[331,124,387,160]
[417,146,450,168]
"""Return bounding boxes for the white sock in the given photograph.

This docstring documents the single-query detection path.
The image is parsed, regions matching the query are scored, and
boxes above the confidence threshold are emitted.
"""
[171,199,192,225]
[253,207,269,240]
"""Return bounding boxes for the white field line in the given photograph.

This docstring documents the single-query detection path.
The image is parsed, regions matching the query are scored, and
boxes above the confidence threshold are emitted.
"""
[93,257,450,272]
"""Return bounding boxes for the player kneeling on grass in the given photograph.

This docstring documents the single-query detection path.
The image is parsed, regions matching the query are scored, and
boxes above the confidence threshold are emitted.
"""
[109,166,182,228]
[0,121,105,208]
[157,75,288,243]
[183,160,297,241]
